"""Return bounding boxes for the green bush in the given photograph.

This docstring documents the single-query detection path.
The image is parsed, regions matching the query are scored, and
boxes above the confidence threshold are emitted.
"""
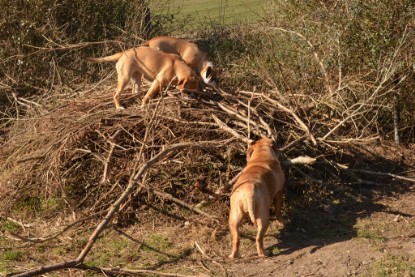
[197,0,415,142]
[0,0,151,101]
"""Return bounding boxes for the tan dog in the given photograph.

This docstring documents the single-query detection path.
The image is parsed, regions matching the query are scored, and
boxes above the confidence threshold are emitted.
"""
[229,137,285,259]
[87,47,200,110]
[142,36,216,86]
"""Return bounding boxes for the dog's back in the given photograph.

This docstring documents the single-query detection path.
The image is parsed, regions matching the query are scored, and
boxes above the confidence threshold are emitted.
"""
[232,161,283,217]
[143,37,207,69]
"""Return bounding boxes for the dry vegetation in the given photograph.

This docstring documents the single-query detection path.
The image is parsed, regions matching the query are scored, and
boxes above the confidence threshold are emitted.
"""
[1,0,415,276]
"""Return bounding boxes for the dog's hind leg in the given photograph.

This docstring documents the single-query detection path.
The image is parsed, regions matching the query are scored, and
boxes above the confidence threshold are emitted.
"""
[131,72,142,95]
[114,74,130,110]
[255,216,269,257]
[273,190,284,226]
[228,204,244,259]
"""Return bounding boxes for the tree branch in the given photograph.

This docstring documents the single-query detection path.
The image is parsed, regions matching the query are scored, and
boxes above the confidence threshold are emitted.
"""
[10,140,229,277]
[261,93,317,145]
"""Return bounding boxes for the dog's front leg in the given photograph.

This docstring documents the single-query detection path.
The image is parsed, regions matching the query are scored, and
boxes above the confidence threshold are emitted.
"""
[142,79,161,107]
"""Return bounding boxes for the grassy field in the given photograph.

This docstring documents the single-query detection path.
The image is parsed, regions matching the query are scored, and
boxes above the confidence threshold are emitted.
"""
[151,0,264,25]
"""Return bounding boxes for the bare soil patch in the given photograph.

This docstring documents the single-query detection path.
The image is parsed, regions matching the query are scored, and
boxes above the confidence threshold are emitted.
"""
[229,184,415,276]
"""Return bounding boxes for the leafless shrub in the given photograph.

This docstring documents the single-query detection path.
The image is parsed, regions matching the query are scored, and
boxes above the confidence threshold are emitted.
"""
[198,0,415,142]
[1,0,414,234]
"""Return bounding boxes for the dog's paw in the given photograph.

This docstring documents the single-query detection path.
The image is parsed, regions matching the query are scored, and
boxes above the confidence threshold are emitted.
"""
[229,253,240,259]
[257,251,267,258]
[141,99,148,107]
[116,106,126,111]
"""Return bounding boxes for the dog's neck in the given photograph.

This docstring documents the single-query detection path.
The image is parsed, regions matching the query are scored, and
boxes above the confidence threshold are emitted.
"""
[249,147,279,162]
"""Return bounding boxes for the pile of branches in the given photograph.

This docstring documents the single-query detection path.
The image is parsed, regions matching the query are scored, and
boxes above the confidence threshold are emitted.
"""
[2,76,414,220]
[2,72,415,276]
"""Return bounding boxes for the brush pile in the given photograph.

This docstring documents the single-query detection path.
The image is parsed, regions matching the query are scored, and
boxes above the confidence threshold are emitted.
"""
[2,71,414,226]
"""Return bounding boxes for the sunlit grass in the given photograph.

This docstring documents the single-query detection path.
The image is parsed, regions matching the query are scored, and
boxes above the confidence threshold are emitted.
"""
[151,0,263,26]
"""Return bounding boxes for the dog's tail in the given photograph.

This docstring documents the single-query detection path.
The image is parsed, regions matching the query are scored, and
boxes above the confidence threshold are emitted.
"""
[247,193,256,225]
[86,52,124,63]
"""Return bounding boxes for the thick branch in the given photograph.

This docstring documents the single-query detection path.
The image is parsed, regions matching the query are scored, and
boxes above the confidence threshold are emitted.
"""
[281,156,317,167]
[11,140,227,277]
[77,140,227,263]
[345,168,415,183]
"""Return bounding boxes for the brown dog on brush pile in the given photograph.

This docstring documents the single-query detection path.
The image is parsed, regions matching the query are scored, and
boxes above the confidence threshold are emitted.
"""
[229,137,285,259]
[142,36,216,86]
[87,47,200,110]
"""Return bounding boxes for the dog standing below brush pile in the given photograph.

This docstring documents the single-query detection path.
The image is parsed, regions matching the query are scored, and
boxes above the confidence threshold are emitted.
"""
[228,137,286,259]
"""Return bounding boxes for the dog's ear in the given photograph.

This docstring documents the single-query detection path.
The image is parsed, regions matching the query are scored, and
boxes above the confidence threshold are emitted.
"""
[202,63,217,85]
[246,141,256,162]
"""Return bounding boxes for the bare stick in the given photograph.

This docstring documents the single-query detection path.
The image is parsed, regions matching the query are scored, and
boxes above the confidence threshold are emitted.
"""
[261,93,317,145]
[344,169,415,184]
[211,114,251,143]
[281,156,317,167]
[194,241,228,276]
[153,189,219,223]
[217,102,263,132]
[237,99,273,138]
[10,261,79,277]
[101,130,121,184]
[78,264,199,277]
[280,135,308,152]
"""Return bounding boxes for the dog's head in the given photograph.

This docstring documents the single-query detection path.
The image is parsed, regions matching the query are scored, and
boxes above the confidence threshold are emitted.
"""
[201,62,217,86]
[177,72,201,92]
[246,137,276,162]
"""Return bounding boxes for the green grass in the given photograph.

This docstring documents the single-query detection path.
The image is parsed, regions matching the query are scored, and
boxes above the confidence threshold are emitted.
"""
[371,255,415,277]
[151,0,264,25]
[355,219,385,244]
[2,220,21,233]
[356,227,384,243]
[88,234,132,267]
[0,250,23,261]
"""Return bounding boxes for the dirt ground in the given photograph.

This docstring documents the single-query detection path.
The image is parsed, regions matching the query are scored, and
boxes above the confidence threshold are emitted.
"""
[225,143,415,277]
[3,185,414,277]
[228,185,415,276]
[1,143,415,276]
